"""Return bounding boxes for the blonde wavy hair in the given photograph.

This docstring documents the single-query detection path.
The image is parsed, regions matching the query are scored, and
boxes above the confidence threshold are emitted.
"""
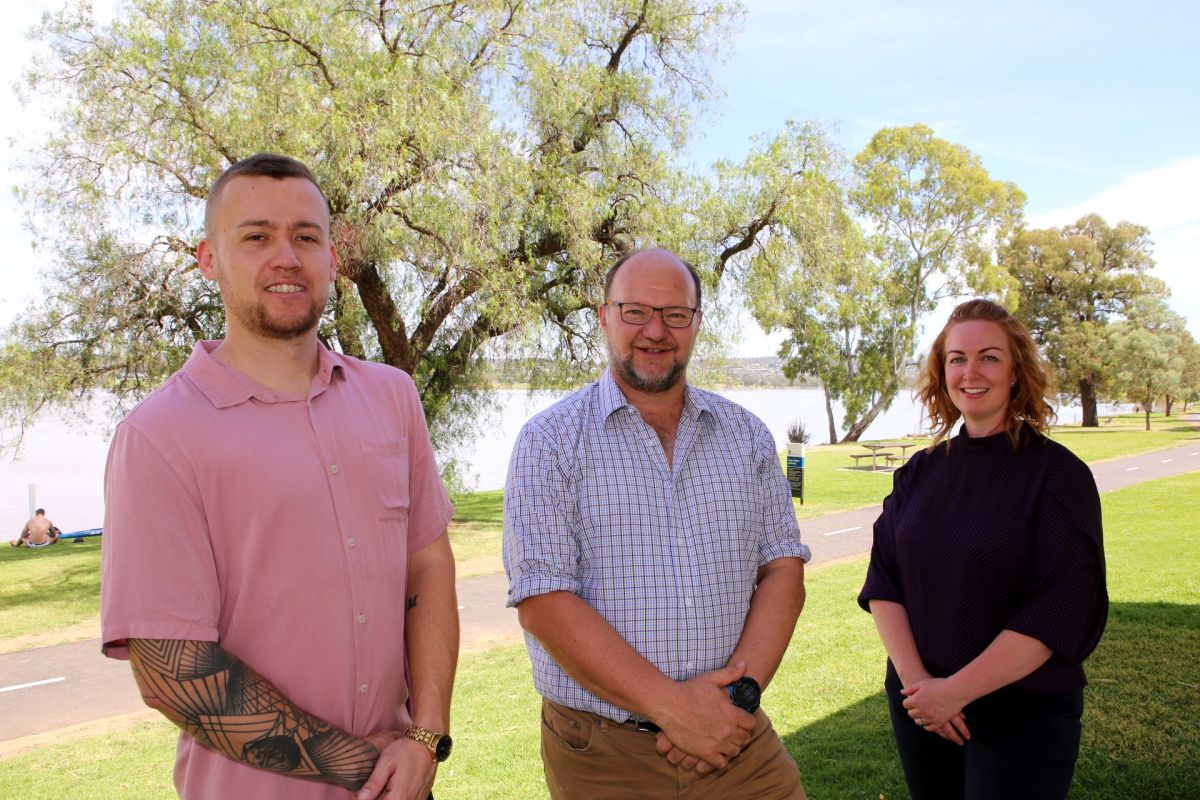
[916,299,1056,449]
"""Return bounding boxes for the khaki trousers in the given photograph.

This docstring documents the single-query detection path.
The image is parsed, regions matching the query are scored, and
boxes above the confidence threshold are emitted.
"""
[540,699,807,800]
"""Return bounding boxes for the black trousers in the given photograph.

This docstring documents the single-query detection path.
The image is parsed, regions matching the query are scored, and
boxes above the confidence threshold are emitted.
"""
[884,660,1083,800]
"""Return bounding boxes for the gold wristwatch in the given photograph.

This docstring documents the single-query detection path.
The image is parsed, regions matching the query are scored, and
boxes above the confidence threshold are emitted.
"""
[404,724,453,763]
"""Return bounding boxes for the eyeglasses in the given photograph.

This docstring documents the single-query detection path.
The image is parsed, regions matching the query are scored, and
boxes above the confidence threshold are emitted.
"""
[607,302,699,328]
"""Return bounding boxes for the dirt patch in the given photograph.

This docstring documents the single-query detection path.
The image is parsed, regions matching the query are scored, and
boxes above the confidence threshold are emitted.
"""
[457,555,503,579]
[0,618,99,655]
[0,709,164,760]
[462,630,524,654]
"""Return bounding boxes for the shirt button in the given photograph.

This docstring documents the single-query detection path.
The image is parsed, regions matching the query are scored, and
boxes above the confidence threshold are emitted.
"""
[685,597,694,608]
[676,538,685,546]
[359,683,368,694]
[347,537,356,548]
[330,464,340,474]
[686,661,695,671]
[357,614,366,624]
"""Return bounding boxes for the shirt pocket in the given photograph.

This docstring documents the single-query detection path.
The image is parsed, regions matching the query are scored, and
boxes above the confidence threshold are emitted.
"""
[361,439,410,521]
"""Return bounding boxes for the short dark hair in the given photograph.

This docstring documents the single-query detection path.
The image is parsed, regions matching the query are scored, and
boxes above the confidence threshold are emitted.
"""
[204,153,328,237]
[603,249,703,309]
[35,508,45,515]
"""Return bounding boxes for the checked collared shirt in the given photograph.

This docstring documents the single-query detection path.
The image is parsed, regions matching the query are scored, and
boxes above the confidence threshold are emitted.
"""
[503,369,810,722]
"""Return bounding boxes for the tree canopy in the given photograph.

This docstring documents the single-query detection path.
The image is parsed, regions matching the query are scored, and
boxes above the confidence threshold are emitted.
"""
[1106,297,1187,430]
[745,124,1025,442]
[6,0,813,456]
[1003,214,1165,426]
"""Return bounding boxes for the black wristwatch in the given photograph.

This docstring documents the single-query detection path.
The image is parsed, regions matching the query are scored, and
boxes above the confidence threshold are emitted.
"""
[727,677,761,714]
[404,725,453,763]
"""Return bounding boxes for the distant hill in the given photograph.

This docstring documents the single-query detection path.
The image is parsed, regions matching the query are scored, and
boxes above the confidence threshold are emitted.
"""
[486,356,817,389]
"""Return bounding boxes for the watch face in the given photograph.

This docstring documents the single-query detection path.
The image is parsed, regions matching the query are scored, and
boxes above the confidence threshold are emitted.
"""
[434,733,453,762]
[729,678,761,712]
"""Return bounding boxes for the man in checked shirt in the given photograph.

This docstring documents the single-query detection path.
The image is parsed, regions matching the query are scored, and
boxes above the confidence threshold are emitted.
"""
[503,248,811,799]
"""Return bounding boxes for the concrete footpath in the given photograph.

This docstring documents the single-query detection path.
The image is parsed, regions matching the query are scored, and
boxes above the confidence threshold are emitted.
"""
[3,436,1198,752]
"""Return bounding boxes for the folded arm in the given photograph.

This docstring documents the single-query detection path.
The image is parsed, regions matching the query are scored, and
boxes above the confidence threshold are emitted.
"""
[127,638,380,791]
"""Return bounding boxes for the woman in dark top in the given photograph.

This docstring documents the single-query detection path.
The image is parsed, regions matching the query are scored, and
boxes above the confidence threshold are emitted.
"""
[858,299,1108,800]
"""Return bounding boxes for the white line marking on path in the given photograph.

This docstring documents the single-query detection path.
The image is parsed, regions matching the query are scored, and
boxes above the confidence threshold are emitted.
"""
[1162,459,1173,463]
[1191,452,1200,456]
[1125,467,1140,471]
[0,677,65,694]
[823,526,863,537]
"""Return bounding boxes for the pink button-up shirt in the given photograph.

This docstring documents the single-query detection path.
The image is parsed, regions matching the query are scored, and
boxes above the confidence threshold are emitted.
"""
[101,341,453,799]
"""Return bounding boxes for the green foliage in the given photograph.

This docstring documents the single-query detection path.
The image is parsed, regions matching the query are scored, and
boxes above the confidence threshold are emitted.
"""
[1003,214,1165,426]
[1176,332,1200,409]
[848,126,1025,441]
[746,123,1025,443]
[852,124,1026,312]
[1106,298,1188,430]
[4,0,775,455]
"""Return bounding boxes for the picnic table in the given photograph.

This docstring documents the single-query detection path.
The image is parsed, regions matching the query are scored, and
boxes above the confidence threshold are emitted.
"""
[879,441,916,463]
[858,443,895,471]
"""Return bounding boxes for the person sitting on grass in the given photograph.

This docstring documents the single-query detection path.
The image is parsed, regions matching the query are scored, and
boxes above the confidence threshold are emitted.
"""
[10,508,60,548]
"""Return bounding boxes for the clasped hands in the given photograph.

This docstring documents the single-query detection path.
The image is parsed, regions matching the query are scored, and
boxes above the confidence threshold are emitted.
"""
[653,660,757,775]
[900,676,972,746]
[355,730,436,800]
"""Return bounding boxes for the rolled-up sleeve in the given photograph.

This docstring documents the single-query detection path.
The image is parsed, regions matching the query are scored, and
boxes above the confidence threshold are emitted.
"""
[503,422,581,606]
[755,426,811,565]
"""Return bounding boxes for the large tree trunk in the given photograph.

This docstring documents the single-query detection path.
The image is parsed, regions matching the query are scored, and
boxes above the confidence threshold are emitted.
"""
[841,394,888,442]
[1079,377,1099,427]
[823,384,838,445]
[1144,384,1152,430]
[1165,394,1174,416]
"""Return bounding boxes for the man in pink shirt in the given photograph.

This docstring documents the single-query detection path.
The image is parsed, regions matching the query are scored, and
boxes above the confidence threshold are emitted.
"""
[101,154,457,800]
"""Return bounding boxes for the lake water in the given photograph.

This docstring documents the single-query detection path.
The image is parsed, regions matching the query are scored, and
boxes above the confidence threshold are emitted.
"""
[447,386,929,491]
[0,387,1125,532]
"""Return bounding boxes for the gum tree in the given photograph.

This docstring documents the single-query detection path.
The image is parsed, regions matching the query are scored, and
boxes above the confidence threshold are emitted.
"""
[4,0,774,454]
[841,125,1025,440]
[1003,215,1164,426]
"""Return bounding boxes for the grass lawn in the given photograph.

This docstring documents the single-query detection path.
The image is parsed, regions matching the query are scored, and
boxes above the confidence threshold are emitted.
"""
[3,414,1194,652]
[441,411,1198,542]
[3,471,1197,798]
[0,537,102,645]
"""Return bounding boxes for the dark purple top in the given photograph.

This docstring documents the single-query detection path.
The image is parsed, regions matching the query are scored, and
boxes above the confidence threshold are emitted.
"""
[858,425,1108,693]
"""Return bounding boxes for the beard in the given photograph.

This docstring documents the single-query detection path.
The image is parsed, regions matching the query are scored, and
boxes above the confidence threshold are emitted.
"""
[610,343,688,394]
[225,293,325,340]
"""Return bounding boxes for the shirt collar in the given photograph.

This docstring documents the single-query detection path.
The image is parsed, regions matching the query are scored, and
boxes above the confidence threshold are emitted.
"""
[182,340,346,409]
[598,368,712,427]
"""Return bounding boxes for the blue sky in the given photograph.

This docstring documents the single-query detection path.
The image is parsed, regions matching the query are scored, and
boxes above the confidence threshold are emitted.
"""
[3,0,1197,353]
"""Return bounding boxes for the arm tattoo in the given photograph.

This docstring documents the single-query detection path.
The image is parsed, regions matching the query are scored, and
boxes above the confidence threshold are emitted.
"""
[406,594,418,610]
[128,639,377,790]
